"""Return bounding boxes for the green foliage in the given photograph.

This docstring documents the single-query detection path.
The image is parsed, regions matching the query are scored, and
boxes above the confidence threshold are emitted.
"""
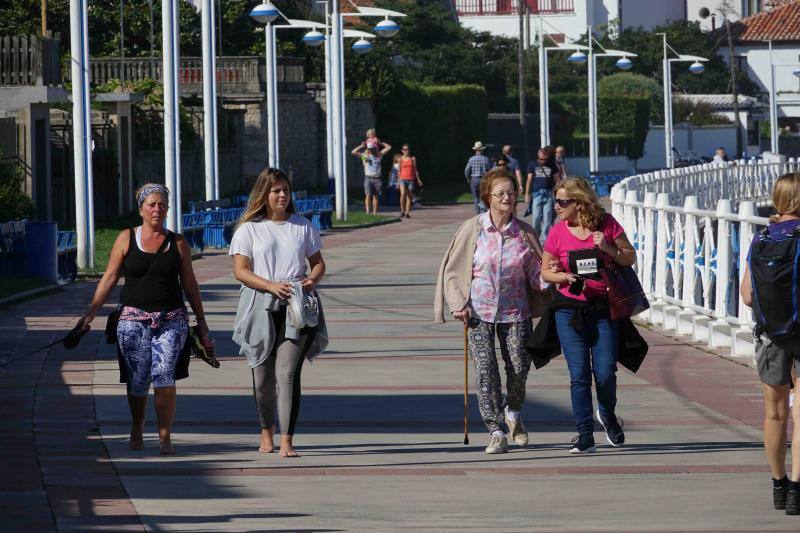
[0,149,35,220]
[549,93,650,160]
[376,82,487,187]
[598,72,664,124]
[672,100,733,126]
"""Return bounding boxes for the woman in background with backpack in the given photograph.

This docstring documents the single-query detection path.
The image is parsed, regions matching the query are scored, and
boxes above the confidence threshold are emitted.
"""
[741,172,800,515]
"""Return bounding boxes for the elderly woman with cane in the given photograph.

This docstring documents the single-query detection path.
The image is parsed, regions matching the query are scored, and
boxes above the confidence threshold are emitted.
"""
[77,183,213,455]
[435,168,550,453]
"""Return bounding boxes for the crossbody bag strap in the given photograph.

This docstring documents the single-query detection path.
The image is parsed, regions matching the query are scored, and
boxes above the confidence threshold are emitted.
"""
[120,229,173,309]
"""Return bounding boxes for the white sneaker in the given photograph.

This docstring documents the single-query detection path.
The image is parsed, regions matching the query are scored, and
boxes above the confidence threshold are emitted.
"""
[505,408,528,446]
[485,434,508,454]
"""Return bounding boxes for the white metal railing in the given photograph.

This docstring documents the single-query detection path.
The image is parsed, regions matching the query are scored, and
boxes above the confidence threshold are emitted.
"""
[610,159,799,358]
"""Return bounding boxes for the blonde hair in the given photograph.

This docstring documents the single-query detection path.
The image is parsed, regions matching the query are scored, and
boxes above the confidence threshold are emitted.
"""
[237,168,294,228]
[770,173,800,223]
[393,153,402,164]
[479,168,518,207]
[554,177,605,230]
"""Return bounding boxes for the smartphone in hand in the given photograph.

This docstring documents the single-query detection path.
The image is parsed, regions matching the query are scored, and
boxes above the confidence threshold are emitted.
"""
[568,276,584,295]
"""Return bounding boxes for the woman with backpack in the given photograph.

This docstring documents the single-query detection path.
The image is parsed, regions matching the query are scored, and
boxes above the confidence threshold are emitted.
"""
[741,172,800,515]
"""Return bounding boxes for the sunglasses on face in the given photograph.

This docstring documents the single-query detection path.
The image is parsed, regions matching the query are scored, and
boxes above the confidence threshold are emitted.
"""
[555,198,577,207]
[497,162,506,166]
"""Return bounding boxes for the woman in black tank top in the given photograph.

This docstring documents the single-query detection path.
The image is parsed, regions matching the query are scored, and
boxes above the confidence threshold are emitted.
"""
[76,183,212,455]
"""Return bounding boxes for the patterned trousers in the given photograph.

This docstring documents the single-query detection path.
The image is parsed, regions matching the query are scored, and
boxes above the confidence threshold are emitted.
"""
[467,318,533,434]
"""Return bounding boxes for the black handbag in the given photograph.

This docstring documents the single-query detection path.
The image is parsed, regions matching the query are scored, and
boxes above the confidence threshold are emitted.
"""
[106,230,172,344]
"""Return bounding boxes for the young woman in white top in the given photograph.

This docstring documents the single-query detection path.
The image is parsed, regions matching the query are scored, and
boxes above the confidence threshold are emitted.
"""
[230,168,326,457]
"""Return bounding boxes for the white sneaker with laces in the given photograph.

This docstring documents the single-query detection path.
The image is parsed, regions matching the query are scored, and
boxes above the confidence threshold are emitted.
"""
[505,407,528,446]
[485,433,509,454]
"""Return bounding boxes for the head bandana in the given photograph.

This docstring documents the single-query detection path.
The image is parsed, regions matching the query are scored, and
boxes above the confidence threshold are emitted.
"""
[137,184,170,209]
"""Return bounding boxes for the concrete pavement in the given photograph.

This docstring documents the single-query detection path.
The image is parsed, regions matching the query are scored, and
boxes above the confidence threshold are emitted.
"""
[0,203,796,531]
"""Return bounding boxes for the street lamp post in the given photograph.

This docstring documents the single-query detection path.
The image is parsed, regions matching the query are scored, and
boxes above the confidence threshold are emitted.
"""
[767,40,800,154]
[250,2,281,168]
[201,0,220,200]
[70,0,95,268]
[163,0,182,231]
[659,33,707,169]
[555,26,635,173]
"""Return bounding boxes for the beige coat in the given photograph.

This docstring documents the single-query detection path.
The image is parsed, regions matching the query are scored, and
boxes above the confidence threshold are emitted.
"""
[433,215,552,324]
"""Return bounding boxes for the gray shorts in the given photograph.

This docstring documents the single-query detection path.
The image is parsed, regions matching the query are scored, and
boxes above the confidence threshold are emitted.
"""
[756,335,800,386]
[364,176,382,196]
[398,179,416,192]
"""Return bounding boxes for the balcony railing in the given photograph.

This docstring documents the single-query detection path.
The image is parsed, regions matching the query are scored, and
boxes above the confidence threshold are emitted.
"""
[455,0,574,16]
[62,56,306,94]
[0,35,62,86]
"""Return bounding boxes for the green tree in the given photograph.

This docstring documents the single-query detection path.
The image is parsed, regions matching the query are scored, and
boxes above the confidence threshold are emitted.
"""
[0,149,35,220]
[598,72,664,123]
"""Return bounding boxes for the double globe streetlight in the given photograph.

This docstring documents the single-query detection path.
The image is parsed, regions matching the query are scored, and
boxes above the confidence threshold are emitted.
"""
[537,21,636,174]
[658,33,707,168]
[250,2,404,221]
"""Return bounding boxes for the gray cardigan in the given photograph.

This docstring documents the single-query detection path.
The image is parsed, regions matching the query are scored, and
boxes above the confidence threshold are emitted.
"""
[232,286,329,368]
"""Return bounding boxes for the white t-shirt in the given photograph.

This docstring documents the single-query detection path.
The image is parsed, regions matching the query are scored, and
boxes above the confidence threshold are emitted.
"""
[229,214,322,281]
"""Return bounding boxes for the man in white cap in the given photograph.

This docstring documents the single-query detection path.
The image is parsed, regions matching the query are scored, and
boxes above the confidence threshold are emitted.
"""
[464,141,492,214]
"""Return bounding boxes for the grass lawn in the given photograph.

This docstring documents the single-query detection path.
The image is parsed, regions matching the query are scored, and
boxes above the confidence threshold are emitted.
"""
[415,183,473,204]
[0,277,54,301]
[332,210,396,228]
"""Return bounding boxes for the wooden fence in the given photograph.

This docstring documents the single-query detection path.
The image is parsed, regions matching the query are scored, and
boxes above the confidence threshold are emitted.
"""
[0,34,62,86]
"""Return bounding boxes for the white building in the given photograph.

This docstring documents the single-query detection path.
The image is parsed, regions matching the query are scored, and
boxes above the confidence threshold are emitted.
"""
[455,0,685,43]
[718,1,800,132]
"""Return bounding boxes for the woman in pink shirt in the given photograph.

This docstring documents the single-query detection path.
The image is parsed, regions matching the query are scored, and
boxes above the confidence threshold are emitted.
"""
[540,178,636,454]
[435,168,548,454]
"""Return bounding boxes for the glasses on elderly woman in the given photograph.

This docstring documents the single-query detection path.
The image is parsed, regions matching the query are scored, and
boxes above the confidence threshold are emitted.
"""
[490,191,516,199]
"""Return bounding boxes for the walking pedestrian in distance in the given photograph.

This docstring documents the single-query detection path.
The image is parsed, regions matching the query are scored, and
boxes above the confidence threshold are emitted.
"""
[464,141,492,214]
[77,183,212,455]
[539,178,636,454]
[502,144,524,192]
[435,167,550,454]
[525,148,561,242]
[554,146,568,181]
[352,137,391,215]
[740,173,800,515]
[494,155,509,169]
[397,144,423,218]
[713,147,728,164]
[230,168,329,457]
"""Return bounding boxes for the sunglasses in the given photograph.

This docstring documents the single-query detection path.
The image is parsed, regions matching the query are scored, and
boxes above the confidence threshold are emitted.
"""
[497,162,507,166]
[555,198,577,207]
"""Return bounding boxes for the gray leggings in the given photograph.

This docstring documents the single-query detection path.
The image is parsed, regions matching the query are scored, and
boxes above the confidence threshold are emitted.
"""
[251,308,315,435]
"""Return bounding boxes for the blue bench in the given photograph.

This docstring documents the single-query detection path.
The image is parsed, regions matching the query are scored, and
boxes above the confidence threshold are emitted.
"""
[586,173,626,197]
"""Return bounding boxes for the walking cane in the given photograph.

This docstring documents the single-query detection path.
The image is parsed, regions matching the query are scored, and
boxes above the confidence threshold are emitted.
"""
[463,321,469,445]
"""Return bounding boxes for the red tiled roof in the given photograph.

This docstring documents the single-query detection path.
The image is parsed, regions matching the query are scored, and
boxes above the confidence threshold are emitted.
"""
[729,0,800,42]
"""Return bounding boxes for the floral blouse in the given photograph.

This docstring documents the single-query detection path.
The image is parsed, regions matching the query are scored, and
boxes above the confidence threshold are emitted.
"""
[469,213,542,323]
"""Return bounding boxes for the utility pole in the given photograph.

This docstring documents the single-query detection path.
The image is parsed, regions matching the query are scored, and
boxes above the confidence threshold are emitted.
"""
[518,0,528,169]
[41,0,47,36]
[720,0,743,157]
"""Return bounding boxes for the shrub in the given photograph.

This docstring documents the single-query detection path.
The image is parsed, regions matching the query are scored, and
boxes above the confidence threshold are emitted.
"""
[0,150,35,220]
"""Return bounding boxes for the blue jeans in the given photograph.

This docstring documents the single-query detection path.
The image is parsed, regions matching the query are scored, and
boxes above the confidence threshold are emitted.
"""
[554,308,619,436]
[530,189,554,242]
[470,177,486,214]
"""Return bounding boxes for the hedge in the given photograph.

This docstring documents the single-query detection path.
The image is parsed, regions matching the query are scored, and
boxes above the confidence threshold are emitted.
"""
[375,82,487,187]
[550,94,650,160]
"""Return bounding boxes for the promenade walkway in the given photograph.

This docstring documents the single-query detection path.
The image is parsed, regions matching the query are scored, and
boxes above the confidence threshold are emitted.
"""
[0,203,795,531]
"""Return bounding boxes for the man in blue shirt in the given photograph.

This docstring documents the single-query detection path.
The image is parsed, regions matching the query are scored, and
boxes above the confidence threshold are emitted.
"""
[464,141,492,213]
[525,148,561,241]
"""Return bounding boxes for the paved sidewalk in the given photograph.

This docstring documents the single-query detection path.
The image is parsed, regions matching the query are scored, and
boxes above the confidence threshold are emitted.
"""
[0,203,795,531]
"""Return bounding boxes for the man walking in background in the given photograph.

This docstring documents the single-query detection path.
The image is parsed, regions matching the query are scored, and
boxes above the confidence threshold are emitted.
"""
[526,147,561,242]
[352,137,391,214]
[464,141,492,214]
[502,145,523,192]
[554,145,568,181]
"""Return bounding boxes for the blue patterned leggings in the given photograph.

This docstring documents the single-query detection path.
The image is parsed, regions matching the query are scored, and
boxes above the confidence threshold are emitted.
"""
[118,316,188,396]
